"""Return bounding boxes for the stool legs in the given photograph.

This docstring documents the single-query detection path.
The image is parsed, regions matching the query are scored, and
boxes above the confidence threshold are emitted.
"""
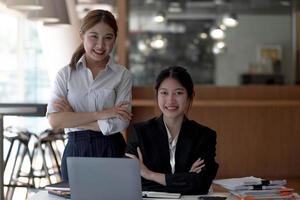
[4,139,15,170]
[48,141,62,177]
[5,142,31,200]
[3,129,65,199]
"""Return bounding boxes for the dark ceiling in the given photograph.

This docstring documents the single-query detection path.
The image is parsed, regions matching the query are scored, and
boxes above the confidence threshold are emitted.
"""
[129,0,293,15]
[128,0,293,33]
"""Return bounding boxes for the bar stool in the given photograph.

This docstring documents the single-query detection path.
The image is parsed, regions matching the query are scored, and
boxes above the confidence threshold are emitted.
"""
[3,127,34,200]
[30,129,65,187]
[3,127,66,200]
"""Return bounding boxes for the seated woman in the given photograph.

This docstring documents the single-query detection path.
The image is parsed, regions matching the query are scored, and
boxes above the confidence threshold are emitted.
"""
[126,66,219,195]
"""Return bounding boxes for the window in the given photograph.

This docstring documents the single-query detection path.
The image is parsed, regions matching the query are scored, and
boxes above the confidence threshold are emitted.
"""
[0,11,50,103]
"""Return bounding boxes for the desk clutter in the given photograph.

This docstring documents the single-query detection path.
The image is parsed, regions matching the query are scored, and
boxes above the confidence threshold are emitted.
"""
[213,176,300,199]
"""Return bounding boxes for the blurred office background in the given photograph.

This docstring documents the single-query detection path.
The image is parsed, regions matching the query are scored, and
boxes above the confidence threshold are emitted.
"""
[0,0,300,199]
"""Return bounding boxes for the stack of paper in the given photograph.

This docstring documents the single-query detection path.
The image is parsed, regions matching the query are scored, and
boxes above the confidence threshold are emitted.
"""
[213,177,295,199]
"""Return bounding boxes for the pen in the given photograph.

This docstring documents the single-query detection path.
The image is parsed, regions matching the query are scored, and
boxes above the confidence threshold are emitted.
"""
[235,184,283,190]
[243,179,287,186]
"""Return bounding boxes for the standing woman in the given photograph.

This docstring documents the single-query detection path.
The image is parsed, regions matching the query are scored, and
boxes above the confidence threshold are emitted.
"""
[126,66,218,195]
[47,10,132,181]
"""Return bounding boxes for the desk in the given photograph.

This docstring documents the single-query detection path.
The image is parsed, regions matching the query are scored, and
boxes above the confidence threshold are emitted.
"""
[30,190,232,200]
[0,103,47,200]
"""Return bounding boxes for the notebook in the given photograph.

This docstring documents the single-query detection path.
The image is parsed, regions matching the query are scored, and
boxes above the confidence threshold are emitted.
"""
[142,191,181,198]
[45,181,70,199]
[67,157,142,200]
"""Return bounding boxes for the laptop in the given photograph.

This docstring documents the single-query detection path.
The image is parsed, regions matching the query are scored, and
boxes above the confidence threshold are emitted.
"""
[67,157,142,200]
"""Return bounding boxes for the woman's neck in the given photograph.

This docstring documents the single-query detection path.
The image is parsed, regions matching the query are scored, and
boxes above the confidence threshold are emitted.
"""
[86,56,109,70]
[163,115,184,139]
[85,56,109,79]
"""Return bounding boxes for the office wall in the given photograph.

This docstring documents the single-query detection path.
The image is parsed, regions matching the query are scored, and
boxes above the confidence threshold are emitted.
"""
[215,14,293,85]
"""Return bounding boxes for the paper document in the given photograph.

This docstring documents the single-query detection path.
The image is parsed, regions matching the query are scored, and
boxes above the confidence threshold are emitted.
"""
[213,176,262,190]
[142,191,181,199]
[45,181,70,191]
[213,176,288,191]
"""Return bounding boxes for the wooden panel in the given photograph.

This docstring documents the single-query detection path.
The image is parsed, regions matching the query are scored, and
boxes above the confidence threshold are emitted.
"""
[194,86,300,100]
[116,0,128,67]
[134,86,300,100]
[189,106,300,178]
[296,2,300,83]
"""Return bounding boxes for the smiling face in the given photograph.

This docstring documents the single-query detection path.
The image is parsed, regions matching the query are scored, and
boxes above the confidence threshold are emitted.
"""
[81,22,116,65]
[157,77,191,120]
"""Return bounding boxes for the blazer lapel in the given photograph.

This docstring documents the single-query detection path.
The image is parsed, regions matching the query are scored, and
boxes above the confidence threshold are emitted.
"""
[175,117,193,172]
[155,115,172,172]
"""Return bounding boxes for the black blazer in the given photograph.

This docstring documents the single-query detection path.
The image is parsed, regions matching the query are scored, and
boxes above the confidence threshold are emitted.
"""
[126,115,219,195]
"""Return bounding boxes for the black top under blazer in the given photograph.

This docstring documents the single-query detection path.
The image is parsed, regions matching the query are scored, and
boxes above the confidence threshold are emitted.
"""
[126,115,219,195]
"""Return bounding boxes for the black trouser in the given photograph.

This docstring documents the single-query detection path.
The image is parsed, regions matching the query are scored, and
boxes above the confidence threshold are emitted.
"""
[61,130,126,181]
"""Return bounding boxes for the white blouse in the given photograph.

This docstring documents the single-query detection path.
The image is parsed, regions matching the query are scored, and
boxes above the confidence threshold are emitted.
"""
[47,55,132,135]
[164,122,179,174]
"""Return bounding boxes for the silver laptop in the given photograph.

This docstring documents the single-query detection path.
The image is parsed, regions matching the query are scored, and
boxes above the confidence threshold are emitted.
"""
[67,157,142,200]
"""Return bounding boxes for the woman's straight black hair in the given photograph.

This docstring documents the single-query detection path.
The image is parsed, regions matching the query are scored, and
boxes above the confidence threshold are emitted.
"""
[154,66,194,101]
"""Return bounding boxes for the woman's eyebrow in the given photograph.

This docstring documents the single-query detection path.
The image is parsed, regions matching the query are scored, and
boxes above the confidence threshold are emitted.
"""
[88,31,98,34]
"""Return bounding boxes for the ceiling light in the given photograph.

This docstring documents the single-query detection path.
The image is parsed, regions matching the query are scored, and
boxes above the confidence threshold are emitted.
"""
[219,24,227,30]
[168,2,183,13]
[280,1,290,6]
[28,0,59,23]
[216,41,226,49]
[150,35,167,49]
[138,40,147,52]
[76,3,114,19]
[212,46,222,54]
[199,32,208,39]
[153,11,165,23]
[150,39,165,49]
[214,0,228,5]
[222,14,238,27]
[6,0,43,11]
[210,27,225,40]
[44,0,70,26]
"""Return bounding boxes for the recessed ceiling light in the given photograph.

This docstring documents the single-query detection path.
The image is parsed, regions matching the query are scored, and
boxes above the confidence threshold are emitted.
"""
[280,1,290,6]
[198,32,208,39]
[76,3,114,19]
[222,14,238,27]
[210,27,225,40]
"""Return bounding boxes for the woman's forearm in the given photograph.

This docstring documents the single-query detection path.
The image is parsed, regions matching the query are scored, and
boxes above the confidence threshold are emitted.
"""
[48,111,109,129]
[147,171,166,186]
[77,122,100,131]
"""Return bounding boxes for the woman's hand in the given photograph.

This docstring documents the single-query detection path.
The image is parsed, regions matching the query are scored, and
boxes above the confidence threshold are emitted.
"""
[53,97,74,112]
[189,158,205,173]
[125,147,152,180]
[102,101,132,121]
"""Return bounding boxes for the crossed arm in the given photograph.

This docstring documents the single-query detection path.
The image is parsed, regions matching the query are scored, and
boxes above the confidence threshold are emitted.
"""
[126,147,205,186]
[48,97,132,131]
[125,125,218,194]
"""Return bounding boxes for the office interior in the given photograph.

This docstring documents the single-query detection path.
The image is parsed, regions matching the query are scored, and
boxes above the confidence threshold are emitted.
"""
[0,0,300,199]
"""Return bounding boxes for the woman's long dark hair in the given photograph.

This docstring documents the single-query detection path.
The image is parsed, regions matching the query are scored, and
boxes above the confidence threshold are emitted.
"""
[69,9,118,69]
